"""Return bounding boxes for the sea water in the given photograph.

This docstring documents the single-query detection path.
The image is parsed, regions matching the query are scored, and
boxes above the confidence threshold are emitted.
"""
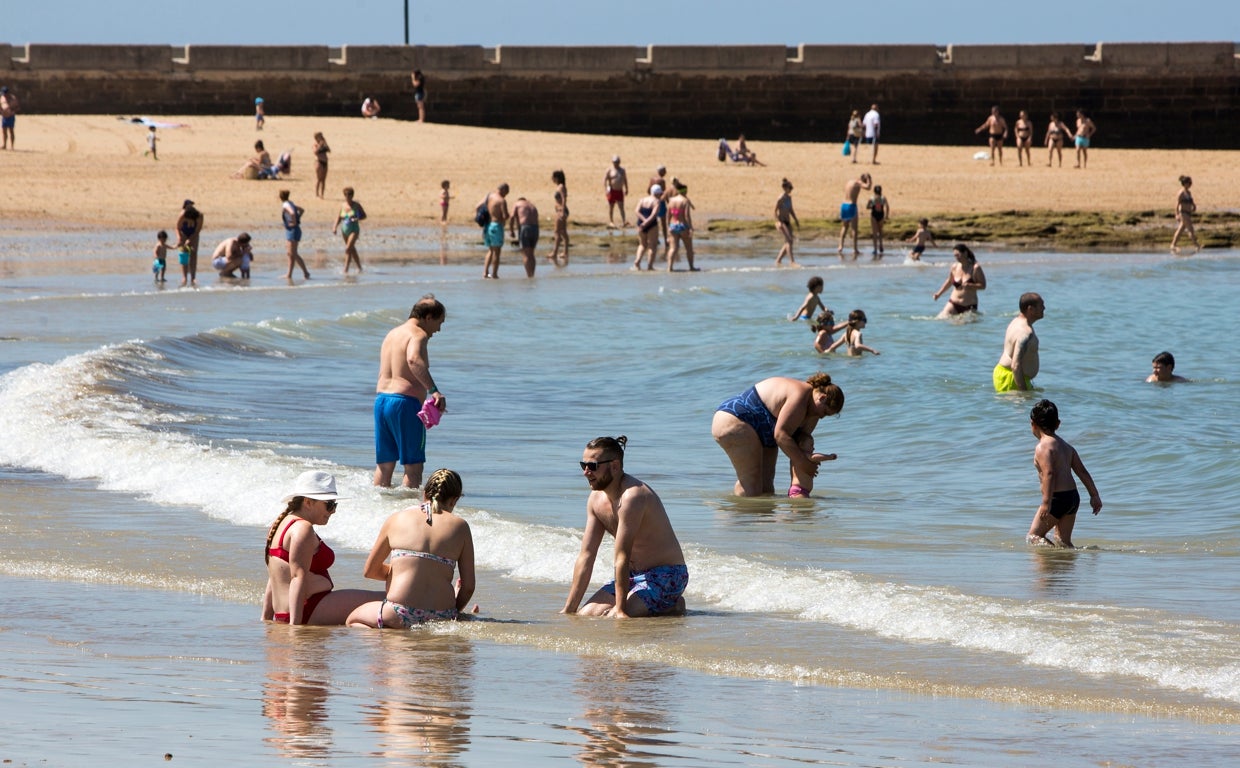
[1,230,1238,767]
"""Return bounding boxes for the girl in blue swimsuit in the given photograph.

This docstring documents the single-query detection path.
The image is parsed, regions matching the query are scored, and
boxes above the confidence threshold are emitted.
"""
[347,468,476,628]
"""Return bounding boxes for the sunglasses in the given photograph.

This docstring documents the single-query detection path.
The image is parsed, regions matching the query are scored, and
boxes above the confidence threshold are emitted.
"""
[323,500,338,511]
[579,458,617,472]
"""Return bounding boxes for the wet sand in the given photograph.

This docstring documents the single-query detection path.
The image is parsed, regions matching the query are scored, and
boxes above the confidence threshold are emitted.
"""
[4,114,1239,236]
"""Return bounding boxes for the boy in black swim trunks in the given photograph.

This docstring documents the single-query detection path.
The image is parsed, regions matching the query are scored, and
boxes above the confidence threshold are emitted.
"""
[1026,399,1102,548]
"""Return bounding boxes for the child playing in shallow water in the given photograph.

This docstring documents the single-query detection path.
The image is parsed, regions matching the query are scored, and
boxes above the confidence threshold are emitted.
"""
[152,230,168,282]
[1026,399,1102,548]
[822,309,880,356]
[790,276,826,321]
[906,218,936,261]
[811,309,847,353]
[439,180,451,223]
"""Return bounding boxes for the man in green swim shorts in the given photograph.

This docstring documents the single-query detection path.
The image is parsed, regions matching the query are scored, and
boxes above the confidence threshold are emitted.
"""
[994,292,1044,392]
[480,183,509,279]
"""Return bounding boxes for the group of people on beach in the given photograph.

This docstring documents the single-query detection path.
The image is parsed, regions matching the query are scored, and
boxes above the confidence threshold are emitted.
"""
[974,106,1096,168]
[264,294,690,626]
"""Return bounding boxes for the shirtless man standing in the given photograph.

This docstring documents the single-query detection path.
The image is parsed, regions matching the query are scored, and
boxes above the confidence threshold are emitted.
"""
[480,183,510,279]
[563,435,688,618]
[374,295,447,488]
[507,196,540,278]
[994,292,1044,392]
[604,156,629,228]
[1,87,19,150]
[975,106,1008,166]
[838,173,872,260]
[1074,110,1096,169]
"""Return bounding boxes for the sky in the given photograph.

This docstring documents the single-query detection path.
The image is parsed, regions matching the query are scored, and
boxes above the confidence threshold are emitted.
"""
[5,1,1237,46]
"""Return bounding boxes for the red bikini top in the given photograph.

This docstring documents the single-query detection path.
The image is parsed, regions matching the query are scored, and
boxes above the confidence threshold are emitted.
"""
[268,519,335,578]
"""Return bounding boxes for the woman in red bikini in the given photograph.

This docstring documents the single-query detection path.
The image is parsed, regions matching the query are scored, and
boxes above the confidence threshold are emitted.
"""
[262,471,381,625]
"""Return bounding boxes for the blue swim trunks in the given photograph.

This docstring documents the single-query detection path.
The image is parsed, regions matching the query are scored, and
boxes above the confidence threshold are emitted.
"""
[1075,136,1090,149]
[717,385,777,447]
[374,392,426,466]
[840,202,858,221]
[601,564,689,615]
[285,225,302,242]
[1,116,14,129]
[484,221,505,248]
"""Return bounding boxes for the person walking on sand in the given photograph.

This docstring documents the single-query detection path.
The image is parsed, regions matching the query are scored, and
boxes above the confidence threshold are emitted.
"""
[846,109,864,163]
[508,196,540,278]
[862,103,881,164]
[1026,399,1102,548]
[994,292,1044,392]
[411,70,427,123]
[1171,175,1200,254]
[838,173,872,259]
[774,179,800,265]
[480,183,510,279]
[932,244,987,316]
[347,468,476,628]
[549,170,570,265]
[1045,113,1071,167]
[332,187,367,274]
[280,189,310,280]
[312,132,330,199]
[144,126,158,160]
[1,86,20,150]
[1074,110,1096,169]
[563,436,689,618]
[975,106,1008,166]
[374,294,447,489]
[604,156,629,228]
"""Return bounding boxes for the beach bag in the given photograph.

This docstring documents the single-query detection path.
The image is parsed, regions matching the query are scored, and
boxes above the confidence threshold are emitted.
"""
[474,201,490,228]
[842,140,851,157]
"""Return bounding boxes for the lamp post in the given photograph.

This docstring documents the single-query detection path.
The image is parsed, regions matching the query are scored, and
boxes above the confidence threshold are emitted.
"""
[404,1,409,45]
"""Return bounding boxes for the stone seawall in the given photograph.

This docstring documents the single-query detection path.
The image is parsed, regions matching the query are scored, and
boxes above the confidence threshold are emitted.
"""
[3,42,1237,148]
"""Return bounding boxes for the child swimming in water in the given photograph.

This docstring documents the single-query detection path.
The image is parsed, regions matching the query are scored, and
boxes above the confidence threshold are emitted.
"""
[1026,399,1102,548]
[821,309,880,356]
[790,276,826,321]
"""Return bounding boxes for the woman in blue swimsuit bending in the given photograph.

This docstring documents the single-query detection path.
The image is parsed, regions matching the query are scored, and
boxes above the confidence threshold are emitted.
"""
[711,373,845,498]
[348,468,476,628]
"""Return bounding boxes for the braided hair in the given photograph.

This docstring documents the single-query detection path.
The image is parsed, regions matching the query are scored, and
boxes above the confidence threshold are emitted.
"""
[421,468,463,524]
[264,497,306,564]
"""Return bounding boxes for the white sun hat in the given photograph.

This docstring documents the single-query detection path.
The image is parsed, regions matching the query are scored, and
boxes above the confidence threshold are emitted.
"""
[281,470,346,503]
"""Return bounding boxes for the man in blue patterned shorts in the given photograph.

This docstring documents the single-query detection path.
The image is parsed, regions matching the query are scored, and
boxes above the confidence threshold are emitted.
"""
[563,435,688,618]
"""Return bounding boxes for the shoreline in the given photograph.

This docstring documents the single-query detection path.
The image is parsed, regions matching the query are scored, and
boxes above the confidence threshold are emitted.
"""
[3,115,1239,257]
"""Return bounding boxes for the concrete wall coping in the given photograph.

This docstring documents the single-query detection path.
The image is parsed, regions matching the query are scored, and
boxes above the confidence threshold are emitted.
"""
[4,42,1237,75]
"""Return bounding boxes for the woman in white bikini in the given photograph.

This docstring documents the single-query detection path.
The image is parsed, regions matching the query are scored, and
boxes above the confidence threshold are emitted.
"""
[348,469,475,628]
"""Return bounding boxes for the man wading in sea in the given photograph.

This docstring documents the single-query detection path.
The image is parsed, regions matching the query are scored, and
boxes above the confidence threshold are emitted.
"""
[373,295,447,489]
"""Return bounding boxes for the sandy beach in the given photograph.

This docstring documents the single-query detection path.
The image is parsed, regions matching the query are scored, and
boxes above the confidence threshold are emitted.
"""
[4,114,1239,240]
